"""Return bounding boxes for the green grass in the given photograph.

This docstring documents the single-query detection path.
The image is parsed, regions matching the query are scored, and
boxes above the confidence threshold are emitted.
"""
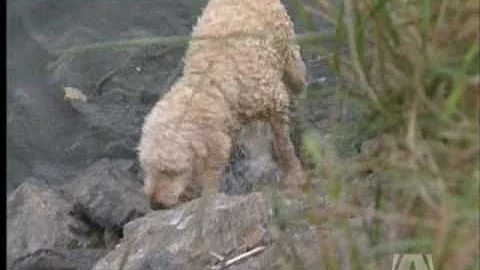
[297,0,479,269]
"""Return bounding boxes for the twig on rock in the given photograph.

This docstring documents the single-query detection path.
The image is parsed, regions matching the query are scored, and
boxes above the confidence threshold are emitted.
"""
[210,245,266,270]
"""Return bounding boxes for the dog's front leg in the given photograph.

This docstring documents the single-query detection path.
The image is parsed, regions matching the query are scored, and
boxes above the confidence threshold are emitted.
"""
[190,132,232,262]
[191,167,220,234]
[269,113,305,190]
[188,165,224,266]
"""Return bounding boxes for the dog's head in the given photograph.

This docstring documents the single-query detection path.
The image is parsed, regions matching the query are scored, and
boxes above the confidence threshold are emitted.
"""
[138,133,205,210]
[143,165,197,210]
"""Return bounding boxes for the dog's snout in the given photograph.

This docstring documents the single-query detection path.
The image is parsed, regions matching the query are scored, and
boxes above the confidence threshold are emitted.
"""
[149,199,168,210]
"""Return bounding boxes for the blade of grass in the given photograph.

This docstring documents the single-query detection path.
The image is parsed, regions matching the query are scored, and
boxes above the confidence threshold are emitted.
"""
[333,0,346,73]
[56,32,336,57]
[344,0,382,109]
[442,44,479,119]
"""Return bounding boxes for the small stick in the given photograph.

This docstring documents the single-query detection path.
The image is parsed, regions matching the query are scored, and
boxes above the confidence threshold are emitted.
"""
[210,246,266,270]
[209,251,225,261]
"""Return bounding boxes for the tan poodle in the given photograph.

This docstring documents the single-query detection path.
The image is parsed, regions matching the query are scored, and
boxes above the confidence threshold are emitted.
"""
[138,0,307,209]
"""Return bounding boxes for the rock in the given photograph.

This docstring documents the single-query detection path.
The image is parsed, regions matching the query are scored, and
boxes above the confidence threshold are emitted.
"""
[7,179,98,268]
[6,13,124,193]
[89,191,364,270]
[221,122,280,196]
[125,250,188,270]
[62,249,109,270]
[92,192,270,270]
[9,249,75,270]
[62,159,151,231]
[10,249,107,270]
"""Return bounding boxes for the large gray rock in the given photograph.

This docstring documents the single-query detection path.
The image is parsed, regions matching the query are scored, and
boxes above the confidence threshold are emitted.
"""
[62,158,151,230]
[9,249,75,270]
[10,249,107,270]
[120,250,188,270]
[7,179,99,268]
[89,191,363,270]
[92,193,270,270]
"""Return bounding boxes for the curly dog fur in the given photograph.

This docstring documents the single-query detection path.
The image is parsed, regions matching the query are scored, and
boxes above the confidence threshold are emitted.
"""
[138,0,307,209]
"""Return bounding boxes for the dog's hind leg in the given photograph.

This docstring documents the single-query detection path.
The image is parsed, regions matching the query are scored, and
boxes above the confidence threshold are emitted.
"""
[269,112,305,191]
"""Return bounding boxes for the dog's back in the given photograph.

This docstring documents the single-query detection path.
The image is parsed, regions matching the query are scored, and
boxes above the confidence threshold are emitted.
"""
[182,0,303,122]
